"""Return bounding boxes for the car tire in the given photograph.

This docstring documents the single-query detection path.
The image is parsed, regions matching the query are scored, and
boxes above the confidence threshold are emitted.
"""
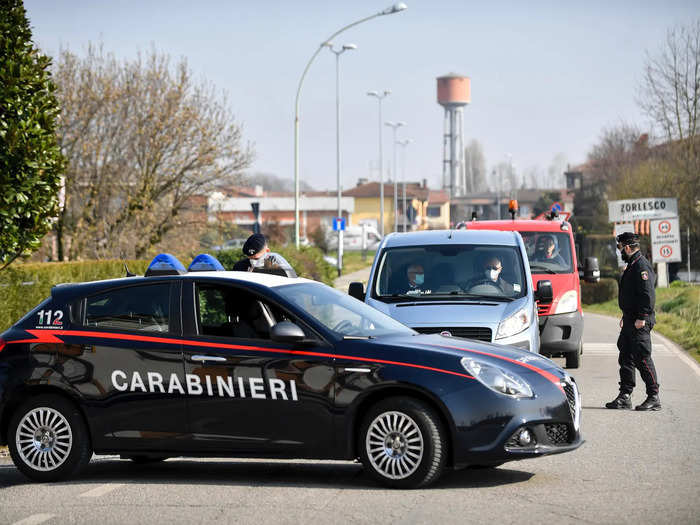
[566,341,582,369]
[359,396,447,489]
[8,394,92,482]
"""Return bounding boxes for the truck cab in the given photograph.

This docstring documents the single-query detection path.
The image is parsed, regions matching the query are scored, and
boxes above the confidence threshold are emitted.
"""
[462,215,596,368]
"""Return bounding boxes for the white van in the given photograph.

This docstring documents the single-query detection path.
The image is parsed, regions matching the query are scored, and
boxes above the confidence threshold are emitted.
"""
[326,225,382,251]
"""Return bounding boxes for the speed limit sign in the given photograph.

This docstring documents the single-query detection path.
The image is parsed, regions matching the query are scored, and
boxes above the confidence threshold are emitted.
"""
[651,218,681,263]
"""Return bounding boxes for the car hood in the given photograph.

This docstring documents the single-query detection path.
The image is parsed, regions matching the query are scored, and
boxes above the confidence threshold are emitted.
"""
[368,298,522,328]
[368,332,566,382]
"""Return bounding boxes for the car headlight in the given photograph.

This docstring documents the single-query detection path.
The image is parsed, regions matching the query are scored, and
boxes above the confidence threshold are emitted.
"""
[554,290,578,314]
[461,356,533,398]
[496,306,530,339]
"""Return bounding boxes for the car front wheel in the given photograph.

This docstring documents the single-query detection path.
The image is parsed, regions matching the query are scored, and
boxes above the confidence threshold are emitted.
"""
[8,394,92,482]
[359,396,447,489]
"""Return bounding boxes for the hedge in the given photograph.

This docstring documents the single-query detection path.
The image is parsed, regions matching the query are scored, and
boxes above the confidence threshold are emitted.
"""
[0,246,335,332]
[581,278,618,305]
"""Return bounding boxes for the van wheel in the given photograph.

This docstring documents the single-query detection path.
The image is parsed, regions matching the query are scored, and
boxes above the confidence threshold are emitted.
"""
[566,341,582,369]
[8,394,92,482]
[359,396,447,489]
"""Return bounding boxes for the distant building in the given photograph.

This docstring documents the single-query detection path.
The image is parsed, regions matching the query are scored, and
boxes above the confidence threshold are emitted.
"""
[342,180,450,232]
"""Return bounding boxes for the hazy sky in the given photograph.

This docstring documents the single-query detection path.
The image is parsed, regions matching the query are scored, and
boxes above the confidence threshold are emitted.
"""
[25,0,700,191]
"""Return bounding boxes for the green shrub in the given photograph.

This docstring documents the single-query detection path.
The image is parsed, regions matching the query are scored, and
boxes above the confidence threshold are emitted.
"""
[670,279,690,288]
[581,278,618,305]
[0,260,148,331]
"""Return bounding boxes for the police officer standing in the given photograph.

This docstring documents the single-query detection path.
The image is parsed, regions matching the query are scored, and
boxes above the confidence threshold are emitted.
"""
[233,233,271,271]
[605,232,661,411]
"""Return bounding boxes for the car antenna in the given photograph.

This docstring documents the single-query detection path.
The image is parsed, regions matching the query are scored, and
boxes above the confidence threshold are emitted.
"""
[121,251,136,277]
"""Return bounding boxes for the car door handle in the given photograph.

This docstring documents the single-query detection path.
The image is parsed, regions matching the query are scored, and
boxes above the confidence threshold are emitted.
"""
[190,355,227,363]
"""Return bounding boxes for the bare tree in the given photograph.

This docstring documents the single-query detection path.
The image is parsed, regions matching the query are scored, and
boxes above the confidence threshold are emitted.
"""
[53,45,254,259]
[464,140,487,192]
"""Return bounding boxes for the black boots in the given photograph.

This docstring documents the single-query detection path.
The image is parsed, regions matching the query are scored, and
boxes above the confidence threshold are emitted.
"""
[605,393,632,409]
[635,394,662,411]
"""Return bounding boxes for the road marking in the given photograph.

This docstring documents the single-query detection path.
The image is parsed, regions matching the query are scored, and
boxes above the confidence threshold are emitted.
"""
[79,483,125,498]
[11,514,55,525]
[583,343,672,355]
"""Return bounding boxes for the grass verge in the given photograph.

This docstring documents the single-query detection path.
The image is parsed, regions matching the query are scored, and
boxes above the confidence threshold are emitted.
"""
[584,283,700,363]
[341,251,376,275]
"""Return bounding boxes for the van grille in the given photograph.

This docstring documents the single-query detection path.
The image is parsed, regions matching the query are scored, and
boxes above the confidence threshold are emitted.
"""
[413,326,492,342]
[537,303,551,316]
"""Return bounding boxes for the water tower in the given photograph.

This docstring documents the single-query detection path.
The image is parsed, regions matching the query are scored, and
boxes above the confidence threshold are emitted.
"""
[437,74,470,197]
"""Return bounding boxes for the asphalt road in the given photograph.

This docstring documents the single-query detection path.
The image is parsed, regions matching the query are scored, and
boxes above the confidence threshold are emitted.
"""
[1,312,699,524]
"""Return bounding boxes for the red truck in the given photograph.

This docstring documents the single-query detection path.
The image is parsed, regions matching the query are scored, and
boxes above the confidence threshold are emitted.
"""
[459,211,599,368]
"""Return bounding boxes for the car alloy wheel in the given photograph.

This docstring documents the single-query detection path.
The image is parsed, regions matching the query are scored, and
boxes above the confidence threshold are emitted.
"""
[15,407,73,472]
[365,411,424,480]
[9,394,92,482]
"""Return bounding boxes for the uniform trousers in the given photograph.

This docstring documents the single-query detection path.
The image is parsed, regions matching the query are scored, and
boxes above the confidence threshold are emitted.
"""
[616,319,660,396]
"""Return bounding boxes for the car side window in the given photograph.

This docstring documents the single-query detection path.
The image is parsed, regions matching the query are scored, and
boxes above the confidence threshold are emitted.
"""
[195,283,280,340]
[85,284,170,332]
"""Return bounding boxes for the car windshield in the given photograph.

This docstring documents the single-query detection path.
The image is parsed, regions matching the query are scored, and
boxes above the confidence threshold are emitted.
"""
[519,231,574,274]
[275,282,415,338]
[372,244,527,302]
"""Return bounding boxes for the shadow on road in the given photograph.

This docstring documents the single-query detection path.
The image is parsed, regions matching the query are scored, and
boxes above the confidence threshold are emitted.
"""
[1,458,534,491]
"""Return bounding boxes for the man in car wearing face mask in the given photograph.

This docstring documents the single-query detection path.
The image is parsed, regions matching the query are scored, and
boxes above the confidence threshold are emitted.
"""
[605,232,661,411]
[233,233,277,271]
[534,235,566,267]
[466,254,514,295]
[400,263,430,295]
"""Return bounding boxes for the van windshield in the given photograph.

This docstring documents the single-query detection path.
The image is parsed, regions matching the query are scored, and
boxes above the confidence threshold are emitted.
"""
[519,232,574,274]
[372,244,527,302]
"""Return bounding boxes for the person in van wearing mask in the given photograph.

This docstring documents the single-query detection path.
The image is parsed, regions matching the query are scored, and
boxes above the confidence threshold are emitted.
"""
[401,262,430,295]
[466,254,514,295]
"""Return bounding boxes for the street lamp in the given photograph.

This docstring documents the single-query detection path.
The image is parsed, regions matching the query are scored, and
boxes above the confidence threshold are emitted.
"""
[397,138,413,232]
[325,42,357,277]
[292,3,408,249]
[367,90,391,237]
[385,121,405,232]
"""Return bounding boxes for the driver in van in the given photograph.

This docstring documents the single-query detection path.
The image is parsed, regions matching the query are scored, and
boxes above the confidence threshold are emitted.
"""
[534,235,565,266]
[466,255,514,295]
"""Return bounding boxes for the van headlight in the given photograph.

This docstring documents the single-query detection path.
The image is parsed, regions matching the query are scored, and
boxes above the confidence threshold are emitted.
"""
[554,290,578,314]
[496,307,530,339]
[461,357,533,398]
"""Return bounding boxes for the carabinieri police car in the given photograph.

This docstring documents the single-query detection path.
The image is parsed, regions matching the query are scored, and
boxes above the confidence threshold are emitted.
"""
[0,253,582,488]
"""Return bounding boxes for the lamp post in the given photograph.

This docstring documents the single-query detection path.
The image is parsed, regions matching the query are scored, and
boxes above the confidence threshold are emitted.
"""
[385,121,405,232]
[326,42,356,277]
[293,3,407,249]
[397,138,412,232]
[367,90,391,236]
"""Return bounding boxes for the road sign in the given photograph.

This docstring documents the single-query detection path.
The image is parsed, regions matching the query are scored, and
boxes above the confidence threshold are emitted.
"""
[332,217,346,231]
[551,202,562,212]
[651,218,681,263]
[608,198,678,222]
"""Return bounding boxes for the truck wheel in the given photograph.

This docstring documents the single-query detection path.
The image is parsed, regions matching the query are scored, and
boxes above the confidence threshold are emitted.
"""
[359,396,447,489]
[8,394,92,482]
[566,341,582,369]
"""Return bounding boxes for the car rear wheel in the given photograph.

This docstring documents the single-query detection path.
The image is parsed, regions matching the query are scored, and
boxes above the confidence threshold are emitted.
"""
[566,340,582,369]
[8,394,92,482]
[359,396,447,489]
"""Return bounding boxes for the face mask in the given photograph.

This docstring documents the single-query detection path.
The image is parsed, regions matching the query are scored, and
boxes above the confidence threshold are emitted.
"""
[486,269,499,281]
[414,274,424,285]
[250,256,266,268]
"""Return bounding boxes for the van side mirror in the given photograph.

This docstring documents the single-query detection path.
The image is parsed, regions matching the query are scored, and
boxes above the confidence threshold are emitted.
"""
[270,321,306,343]
[584,257,600,283]
[535,280,553,304]
[348,282,365,301]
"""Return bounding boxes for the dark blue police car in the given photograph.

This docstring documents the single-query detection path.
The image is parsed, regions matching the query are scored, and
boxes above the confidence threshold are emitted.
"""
[0,254,582,488]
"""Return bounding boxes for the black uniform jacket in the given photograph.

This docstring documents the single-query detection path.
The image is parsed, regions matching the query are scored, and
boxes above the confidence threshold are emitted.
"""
[618,251,655,322]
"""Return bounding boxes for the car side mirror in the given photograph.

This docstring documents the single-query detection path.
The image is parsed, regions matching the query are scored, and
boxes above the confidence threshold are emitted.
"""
[270,321,306,343]
[535,280,553,304]
[584,257,600,283]
[348,282,365,301]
